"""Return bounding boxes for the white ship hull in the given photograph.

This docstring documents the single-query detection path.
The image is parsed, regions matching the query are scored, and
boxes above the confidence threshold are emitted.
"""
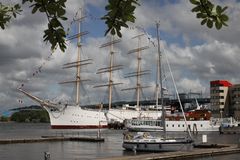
[125,118,220,132]
[165,120,220,132]
[106,108,161,123]
[44,105,161,129]
[44,105,108,129]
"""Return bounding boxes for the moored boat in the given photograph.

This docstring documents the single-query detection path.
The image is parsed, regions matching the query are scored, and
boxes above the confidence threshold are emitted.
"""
[122,132,193,152]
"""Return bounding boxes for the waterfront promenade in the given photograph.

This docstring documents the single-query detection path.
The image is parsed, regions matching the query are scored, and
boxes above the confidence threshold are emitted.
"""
[98,144,240,160]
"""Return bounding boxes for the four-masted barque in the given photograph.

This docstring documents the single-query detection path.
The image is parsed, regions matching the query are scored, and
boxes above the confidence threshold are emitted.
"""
[18,10,160,129]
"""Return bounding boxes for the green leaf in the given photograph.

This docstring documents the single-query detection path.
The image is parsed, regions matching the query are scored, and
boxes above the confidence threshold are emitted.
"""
[196,13,203,18]
[221,21,228,26]
[220,14,229,21]
[221,6,228,13]
[60,16,67,21]
[46,3,57,15]
[215,21,222,30]
[56,8,65,17]
[127,14,135,22]
[216,5,221,15]
[110,28,115,35]
[207,19,213,28]
[201,18,207,25]
[190,0,200,5]
[116,29,122,37]
[32,5,39,14]
[0,23,5,29]
[192,5,202,12]
[13,12,16,18]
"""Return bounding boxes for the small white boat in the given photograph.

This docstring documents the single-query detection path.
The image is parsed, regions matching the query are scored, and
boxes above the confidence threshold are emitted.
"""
[125,118,163,132]
[123,132,193,152]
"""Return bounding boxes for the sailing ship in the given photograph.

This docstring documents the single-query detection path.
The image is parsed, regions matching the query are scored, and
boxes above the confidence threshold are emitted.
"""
[17,10,161,129]
[122,23,194,152]
[18,10,108,129]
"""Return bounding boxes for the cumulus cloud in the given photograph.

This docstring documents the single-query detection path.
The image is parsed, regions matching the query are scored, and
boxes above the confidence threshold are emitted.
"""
[1,0,240,111]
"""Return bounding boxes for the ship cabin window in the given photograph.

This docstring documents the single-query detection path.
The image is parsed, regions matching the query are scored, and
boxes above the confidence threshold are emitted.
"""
[166,124,168,127]
[201,124,203,127]
[178,124,180,127]
[182,125,184,127]
[172,124,174,127]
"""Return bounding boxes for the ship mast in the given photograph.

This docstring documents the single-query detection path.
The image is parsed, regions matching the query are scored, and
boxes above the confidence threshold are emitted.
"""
[156,22,166,136]
[76,10,82,104]
[94,36,123,109]
[59,9,92,105]
[122,34,150,111]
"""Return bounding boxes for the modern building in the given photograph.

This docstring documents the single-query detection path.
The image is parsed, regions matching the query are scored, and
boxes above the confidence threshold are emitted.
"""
[210,80,240,119]
[210,80,232,118]
[229,84,240,120]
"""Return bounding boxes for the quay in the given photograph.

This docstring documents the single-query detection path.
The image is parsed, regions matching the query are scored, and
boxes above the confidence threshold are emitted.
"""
[0,136,104,144]
[219,126,240,134]
[98,144,240,160]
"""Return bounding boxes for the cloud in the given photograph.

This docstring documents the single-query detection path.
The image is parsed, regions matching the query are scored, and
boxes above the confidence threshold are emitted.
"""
[1,1,240,111]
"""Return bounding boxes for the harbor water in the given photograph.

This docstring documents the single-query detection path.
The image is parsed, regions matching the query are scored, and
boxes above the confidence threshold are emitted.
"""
[0,122,240,160]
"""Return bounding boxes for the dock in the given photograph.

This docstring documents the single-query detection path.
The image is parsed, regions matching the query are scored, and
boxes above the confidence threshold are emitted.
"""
[219,126,240,134]
[98,144,240,160]
[0,136,104,144]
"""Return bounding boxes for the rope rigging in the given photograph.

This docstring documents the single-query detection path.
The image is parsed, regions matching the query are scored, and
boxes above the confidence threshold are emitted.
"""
[16,6,160,106]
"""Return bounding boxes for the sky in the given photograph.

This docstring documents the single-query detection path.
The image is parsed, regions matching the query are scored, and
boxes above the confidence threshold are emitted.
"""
[1,0,240,111]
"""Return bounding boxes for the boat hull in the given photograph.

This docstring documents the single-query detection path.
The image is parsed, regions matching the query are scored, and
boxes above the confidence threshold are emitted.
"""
[44,105,108,129]
[123,140,193,152]
[51,125,108,129]
[106,108,161,123]
[125,118,220,132]
[44,105,161,129]
[165,120,219,132]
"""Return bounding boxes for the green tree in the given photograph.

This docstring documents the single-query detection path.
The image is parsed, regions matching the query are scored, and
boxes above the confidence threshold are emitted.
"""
[0,0,67,52]
[0,116,9,122]
[0,0,229,52]
[11,110,50,123]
